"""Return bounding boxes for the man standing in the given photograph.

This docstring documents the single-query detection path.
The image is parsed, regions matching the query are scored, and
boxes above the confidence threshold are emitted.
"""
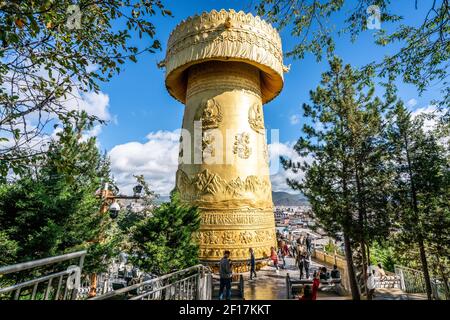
[219,250,232,300]
[305,234,312,254]
[249,248,257,280]
[296,252,305,279]
[304,252,310,279]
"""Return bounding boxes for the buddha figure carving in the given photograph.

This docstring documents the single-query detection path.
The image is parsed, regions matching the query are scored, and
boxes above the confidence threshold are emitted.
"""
[162,9,286,265]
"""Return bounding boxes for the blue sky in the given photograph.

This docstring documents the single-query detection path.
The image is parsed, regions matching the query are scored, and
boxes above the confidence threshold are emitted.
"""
[90,1,443,195]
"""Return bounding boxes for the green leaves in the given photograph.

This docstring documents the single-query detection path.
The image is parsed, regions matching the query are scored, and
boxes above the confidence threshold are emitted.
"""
[0,116,117,274]
[130,193,200,275]
[1,0,171,178]
[129,55,137,63]
[256,0,449,115]
[283,56,398,298]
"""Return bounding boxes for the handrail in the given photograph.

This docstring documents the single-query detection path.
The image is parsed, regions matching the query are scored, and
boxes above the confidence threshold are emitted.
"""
[129,274,199,300]
[0,270,72,294]
[0,250,87,275]
[91,264,208,300]
[395,265,425,273]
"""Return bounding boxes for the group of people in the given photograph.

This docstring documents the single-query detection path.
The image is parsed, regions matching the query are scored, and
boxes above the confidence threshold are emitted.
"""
[218,248,258,300]
[217,234,333,300]
[218,241,383,301]
[296,265,341,300]
[270,234,313,272]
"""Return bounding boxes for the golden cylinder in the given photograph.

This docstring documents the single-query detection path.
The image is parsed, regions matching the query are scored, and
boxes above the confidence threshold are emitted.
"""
[164,9,286,264]
[175,61,276,262]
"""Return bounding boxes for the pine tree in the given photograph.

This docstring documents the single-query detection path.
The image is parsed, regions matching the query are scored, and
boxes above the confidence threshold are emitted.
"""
[282,57,392,299]
[129,192,200,275]
[386,102,450,299]
[0,112,118,275]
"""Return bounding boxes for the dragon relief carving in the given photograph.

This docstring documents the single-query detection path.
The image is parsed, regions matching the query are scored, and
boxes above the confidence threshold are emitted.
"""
[248,103,265,134]
[233,132,251,159]
[195,98,222,130]
[176,169,271,199]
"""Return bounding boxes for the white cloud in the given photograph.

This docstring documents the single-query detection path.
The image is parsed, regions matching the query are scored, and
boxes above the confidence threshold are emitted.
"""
[268,141,310,193]
[109,132,309,196]
[407,98,418,107]
[109,130,180,196]
[60,90,112,123]
[290,114,300,125]
[411,105,442,132]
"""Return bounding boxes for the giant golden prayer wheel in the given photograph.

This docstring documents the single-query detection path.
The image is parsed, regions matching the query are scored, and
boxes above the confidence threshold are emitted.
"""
[163,9,286,266]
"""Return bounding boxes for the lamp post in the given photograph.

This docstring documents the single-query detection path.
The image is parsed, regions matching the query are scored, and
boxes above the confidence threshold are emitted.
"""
[87,182,143,298]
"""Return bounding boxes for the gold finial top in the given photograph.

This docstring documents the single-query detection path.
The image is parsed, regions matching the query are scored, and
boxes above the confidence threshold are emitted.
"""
[163,9,286,104]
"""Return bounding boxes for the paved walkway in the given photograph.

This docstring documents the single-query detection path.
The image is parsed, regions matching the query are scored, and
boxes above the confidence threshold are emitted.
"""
[214,257,424,300]
[241,257,350,300]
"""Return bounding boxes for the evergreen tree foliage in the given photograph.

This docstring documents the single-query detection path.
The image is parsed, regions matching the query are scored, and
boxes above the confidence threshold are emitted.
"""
[282,56,393,299]
[0,112,118,274]
[129,192,200,276]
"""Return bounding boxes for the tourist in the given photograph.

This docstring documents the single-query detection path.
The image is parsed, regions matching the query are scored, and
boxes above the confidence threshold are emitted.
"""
[305,234,312,254]
[249,248,257,280]
[277,246,286,269]
[299,235,304,246]
[219,250,232,300]
[283,242,289,257]
[331,265,340,279]
[303,252,310,279]
[296,243,303,258]
[367,269,377,300]
[299,284,312,300]
[270,247,279,271]
[319,266,329,281]
[296,252,304,279]
[377,263,387,280]
[312,271,320,300]
[291,241,297,258]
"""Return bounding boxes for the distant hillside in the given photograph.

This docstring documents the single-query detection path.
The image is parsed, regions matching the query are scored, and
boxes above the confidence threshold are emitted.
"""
[154,192,308,206]
[272,191,308,206]
[154,195,170,204]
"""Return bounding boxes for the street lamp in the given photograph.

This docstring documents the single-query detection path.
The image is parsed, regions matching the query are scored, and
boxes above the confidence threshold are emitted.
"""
[109,201,120,219]
[98,182,144,219]
[88,182,143,297]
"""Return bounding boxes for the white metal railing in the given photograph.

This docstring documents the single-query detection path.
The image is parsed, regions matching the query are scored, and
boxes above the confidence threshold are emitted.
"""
[373,275,401,289]
[0,251,86,300]
[395,265,449,300]
[90,264,212,300]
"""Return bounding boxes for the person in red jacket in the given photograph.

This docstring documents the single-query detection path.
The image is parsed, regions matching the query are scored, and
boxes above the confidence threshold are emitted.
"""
[311,271,320,300]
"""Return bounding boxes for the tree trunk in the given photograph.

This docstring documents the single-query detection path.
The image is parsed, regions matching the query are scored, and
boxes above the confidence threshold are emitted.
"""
[404,134,433,299]
[360,240,369,297]
[417,237,433,299]
[343,231,360,300]
[355,167,368,297]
